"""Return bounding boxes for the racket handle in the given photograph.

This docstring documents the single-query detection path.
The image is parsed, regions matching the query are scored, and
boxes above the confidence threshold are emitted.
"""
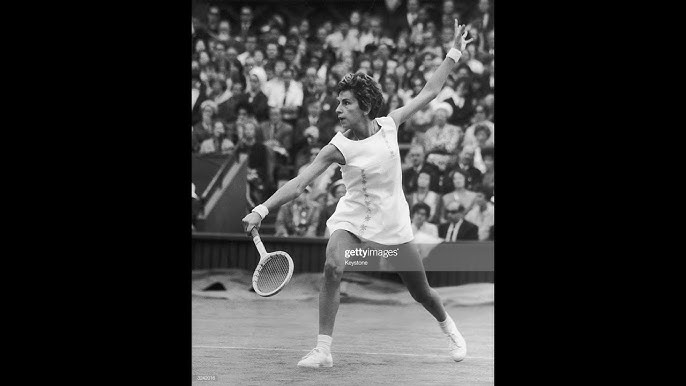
[251,228,268,258]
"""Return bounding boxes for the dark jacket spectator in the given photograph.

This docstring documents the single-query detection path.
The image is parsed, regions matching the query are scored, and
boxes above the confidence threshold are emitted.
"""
[294,99,337,145]
[275,188,322,237]
[438,219,479,241]
[437,201,479,241]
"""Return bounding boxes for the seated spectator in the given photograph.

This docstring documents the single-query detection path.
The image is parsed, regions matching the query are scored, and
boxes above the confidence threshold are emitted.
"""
[464,189,495,241]
[209,77,232,107]
[219,44,245,86]
[328,21,359,56]
[384,59,398,78]
[410,202,438,238]
[442,77,475,128]
[406,172,442,224]
[236,121,270,204]
[429,154,458,195]
[454,146,483,190]
[199,121,235,154]
[192,78,208,126]
[388,94,412,143]
[482,92,494,123]
[422,102,463,155]
[298,145,339,199]
[419,33,444,62]
[217,82,248,123]
[237,34,259,65]
[293,126,325,170]
[301,66,320,102]
[438,201,479,242]
[397,56,419,97]
[379,74,400,117]
[417,51,438,82]
[404,77,434,139]
[265,66,304,118]
[305,77,339,124]
[370,55,386,83]
[463,103,494,147]
[470,125,492,173]
[480,147,494,198]
[402,145,440,193]
[275,187,322,237]
[192,100,216,153]
[294,99,336,144]
[440,170,477,222]
[246,68,270,122]
[227,105,259,143]
[283,44,302,75]
[358,16,383,53]
[356,56,372,75]
[318,179,347,237]
[464,43,485,75]
[259,106,294,155]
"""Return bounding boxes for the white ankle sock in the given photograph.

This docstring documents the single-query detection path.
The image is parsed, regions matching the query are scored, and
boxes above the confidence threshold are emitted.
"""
[438,314,457,334]
[316,334,332,352]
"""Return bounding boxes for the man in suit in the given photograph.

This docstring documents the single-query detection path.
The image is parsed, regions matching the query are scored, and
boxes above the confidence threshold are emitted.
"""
[454,146,483,190]
[438,201,478,242]
[471,0,494,32]
[402,145,440,193]
[383,0,421,39]
[294,99,337,145]
[259,106,294,152]
[235,6,260,42]
[264,66,304,127]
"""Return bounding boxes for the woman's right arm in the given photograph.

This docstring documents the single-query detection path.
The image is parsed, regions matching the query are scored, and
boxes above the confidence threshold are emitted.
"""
[242,143,345,232]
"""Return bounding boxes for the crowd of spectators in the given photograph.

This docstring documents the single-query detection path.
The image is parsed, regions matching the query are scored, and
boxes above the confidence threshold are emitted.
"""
[192,0,494,241]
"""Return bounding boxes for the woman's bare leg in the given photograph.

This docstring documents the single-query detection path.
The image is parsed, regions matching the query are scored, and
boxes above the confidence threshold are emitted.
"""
[319,229,358,336]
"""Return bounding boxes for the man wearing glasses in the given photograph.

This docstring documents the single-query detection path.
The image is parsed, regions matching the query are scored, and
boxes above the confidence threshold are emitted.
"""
[438,201,478,242]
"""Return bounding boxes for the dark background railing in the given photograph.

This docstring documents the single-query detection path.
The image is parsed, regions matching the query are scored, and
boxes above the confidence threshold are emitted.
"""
[192,232,494,287]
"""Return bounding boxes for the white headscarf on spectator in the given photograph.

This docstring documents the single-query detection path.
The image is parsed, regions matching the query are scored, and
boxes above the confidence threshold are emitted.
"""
[248,67,268,94]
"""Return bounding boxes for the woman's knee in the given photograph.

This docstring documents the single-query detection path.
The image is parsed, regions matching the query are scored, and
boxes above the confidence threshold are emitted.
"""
[323,230,353,282]
[409,286,434,304]
[323,258,344,282]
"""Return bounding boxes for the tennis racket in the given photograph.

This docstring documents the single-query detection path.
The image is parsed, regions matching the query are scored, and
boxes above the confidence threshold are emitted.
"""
[250,228,294,297]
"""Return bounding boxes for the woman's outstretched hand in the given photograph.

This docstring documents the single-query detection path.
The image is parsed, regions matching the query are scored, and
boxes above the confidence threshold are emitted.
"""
[453,19,475,52]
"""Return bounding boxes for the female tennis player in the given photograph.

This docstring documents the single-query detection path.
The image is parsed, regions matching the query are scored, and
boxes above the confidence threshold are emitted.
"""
[243,19,473,368]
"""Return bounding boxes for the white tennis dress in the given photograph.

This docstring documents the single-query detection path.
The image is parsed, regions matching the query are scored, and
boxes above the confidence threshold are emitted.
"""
[326,116,414,245]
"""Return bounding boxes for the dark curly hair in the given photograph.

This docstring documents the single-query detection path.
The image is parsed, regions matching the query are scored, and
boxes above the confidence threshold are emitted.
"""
[411,202,432,217]
[335,73,385,119]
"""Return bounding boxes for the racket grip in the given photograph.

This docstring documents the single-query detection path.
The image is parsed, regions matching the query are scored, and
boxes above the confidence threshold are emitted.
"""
[251,228,268,257]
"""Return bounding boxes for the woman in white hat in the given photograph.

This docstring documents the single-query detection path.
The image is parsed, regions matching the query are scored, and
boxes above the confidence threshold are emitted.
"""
[421,101,463,154]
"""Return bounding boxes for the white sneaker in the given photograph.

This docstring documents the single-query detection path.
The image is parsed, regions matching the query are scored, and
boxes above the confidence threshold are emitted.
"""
[297,348,333,368]
[446,328,467,362]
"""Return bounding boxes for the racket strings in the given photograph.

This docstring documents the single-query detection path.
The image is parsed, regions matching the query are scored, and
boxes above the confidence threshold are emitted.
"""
[256,254,291,293]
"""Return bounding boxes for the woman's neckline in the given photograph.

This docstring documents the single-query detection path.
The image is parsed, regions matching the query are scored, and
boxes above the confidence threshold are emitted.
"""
[340,118,382,142]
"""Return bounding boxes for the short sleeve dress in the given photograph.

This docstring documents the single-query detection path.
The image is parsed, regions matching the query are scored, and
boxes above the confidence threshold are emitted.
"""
[325,116,414,245]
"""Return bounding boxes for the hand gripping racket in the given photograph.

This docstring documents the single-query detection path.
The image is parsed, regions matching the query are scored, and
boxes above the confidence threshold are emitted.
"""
[250,228,294,297]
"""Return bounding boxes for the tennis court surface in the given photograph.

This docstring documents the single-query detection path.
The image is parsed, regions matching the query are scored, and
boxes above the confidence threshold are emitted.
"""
[192,271,494,385]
